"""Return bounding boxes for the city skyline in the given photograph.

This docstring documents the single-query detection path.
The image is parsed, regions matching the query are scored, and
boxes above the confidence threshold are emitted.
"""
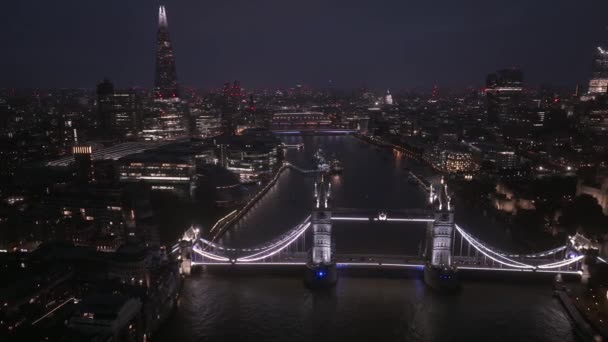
[3,1,608,89]
[3,3,608,341]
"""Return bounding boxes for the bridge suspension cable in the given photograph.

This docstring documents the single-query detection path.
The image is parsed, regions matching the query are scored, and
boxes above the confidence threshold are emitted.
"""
[234,222,310,260]
[238,222,311,262]
[454,225,534,268]
[455,224,587,271]
[536,255,585,269]
[193,216,312,263]
[199,215,311,252]
[495,245,567,259]
[192,246,230,261]
[239,216,311,254]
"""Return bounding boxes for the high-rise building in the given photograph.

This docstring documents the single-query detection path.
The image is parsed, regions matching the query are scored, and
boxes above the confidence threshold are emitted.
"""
[231,80,241,99]
[588,46,608,95]
[97,79,115,136]
[485,68,523,124]
[384,90,394,105]
[220,81,242,135]
[97,79,141,140]
[73,144,94,184]
[112,91,140,138]
[143,5,187,140]
[222,82,232,98]
[154,5,179,100]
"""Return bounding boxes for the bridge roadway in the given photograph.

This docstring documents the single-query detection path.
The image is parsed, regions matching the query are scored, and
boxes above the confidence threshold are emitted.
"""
[191,252,582,276]
[331,207,435,222]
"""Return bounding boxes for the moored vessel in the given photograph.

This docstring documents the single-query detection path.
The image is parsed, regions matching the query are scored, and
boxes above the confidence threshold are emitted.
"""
[313,148,330,172]
[329,159,343,174]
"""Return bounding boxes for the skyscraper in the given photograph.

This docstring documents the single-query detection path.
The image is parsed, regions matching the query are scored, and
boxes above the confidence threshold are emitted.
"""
[588,46,608,95]
[154,5,179,101]
[97,79,115,137]
[143,5,187,140]
[384,90,394,105]
[112,91,140,139]
[97,79,141,140]
[220,81,242,135]
[485,68,523,124]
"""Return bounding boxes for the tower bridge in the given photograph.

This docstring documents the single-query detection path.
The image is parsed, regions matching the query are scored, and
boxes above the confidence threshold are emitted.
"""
[174,173,602,290]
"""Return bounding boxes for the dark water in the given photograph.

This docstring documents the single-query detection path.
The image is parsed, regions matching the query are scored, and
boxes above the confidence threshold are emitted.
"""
[222,135,428,254]
[158,275,573,342]
[157,135,576,341]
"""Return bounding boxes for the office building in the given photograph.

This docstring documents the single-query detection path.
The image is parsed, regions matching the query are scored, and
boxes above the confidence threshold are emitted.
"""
[73,144,94,184]
[271,110,331,129]
[97,79,141,140]
[485,68,523,124]
[588,46,608,95]
[215,128,281,183]
[194,109,223,138]
[68,294,142,340]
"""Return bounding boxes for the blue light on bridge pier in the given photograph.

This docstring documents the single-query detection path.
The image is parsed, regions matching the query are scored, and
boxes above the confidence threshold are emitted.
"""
[316,270,327,279]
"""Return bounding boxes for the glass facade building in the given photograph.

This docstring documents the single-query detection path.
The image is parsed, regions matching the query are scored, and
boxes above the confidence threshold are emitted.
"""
[588,46,608,95]
[485,68,524,124]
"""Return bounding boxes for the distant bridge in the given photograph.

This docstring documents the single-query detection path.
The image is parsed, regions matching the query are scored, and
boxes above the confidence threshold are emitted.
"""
[272,128,358,135]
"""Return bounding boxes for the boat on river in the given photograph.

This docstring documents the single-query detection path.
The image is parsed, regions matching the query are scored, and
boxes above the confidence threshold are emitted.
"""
[313,148,330,172]
[330,159,343,174]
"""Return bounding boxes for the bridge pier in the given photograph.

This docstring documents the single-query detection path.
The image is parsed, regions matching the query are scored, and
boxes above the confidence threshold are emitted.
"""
[304,264,338,289]
[305,178,337,288]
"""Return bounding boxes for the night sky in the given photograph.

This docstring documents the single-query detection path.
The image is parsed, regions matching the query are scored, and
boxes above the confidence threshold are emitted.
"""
[3,0,608,90]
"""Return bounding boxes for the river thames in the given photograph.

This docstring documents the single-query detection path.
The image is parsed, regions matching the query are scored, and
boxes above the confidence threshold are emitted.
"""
[157,135,576,341]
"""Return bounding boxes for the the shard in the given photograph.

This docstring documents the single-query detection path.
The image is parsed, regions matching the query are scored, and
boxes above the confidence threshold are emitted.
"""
[154,5,179,101]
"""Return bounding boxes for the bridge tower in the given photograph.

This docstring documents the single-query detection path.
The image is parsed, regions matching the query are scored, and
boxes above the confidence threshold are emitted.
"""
[569,233,600,285]
[429,209,454,266]
[305,176,337,288]
[424,180,460,291]
[179,226,199,276]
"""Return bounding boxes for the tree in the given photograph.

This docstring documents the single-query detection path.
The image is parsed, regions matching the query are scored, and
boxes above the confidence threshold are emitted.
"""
[559,194,607,236]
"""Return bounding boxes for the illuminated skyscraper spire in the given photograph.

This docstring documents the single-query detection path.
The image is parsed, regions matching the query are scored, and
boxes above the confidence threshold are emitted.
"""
[158,5,168,27]
[154,4,179,100]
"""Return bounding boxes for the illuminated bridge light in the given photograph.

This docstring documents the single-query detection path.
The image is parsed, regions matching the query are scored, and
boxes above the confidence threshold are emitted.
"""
[458,267,582,275]
[386,218,435,222]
